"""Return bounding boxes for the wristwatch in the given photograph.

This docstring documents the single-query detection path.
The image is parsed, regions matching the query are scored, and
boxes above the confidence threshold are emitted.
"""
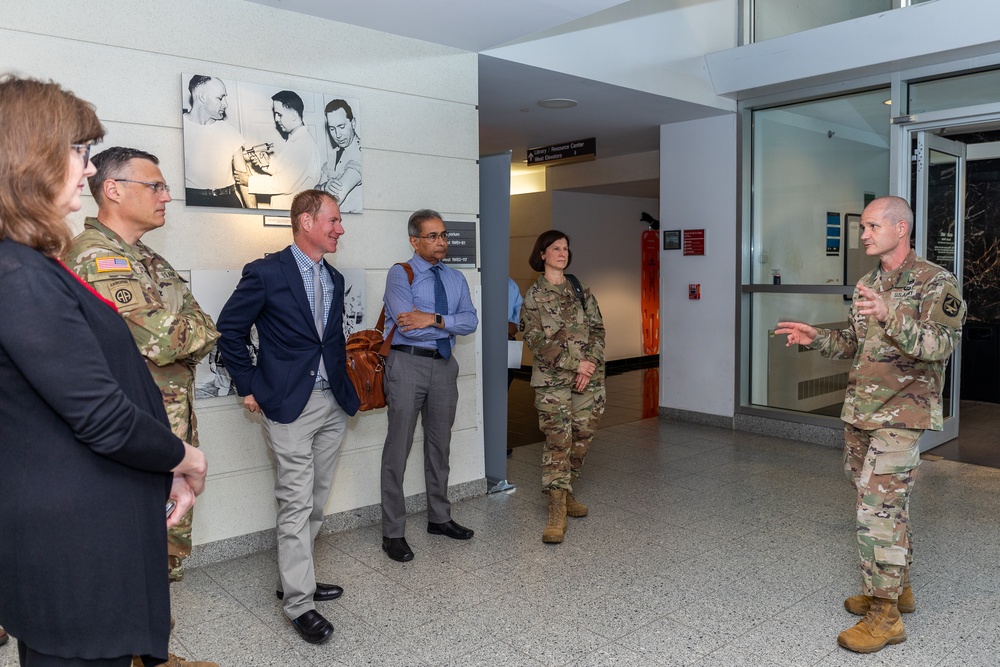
[435,313,443,327]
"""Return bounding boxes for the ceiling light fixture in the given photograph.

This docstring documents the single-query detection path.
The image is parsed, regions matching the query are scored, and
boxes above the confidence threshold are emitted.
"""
[537,98,577,109]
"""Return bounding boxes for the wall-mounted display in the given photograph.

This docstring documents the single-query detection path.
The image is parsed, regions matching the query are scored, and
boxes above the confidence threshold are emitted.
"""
[440,221,477,268]
[190,267,367,400]
[182,74,363,213]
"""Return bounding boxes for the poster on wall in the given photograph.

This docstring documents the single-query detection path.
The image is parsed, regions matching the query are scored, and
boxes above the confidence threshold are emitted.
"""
[181,74,363,213]
[190,267,367,400]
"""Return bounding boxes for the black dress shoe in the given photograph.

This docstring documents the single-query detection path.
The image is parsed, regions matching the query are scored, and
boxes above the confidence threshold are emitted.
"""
[292,609,333,644]
[427,520,474,540]
[382,536,414,562]
[276,582,344,602]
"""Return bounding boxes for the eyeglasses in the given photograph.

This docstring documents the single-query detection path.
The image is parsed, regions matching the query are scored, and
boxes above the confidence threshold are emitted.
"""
[71,143,93,166]
[114,179,171,194]
[415,232,448,242]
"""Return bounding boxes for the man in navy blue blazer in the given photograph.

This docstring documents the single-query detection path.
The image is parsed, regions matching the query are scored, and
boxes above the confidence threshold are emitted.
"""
[217,189,359,645]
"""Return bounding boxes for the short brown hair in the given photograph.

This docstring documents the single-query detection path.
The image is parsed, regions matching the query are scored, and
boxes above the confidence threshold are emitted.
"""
[290,189,337,233]
[529,230,572,272]
[89,146,159,206]
[0,76,104,257]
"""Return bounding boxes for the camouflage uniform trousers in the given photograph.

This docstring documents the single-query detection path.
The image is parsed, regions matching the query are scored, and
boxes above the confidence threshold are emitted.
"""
[536,385,606,492]
[166,375,198,582]
[843,423,922,600]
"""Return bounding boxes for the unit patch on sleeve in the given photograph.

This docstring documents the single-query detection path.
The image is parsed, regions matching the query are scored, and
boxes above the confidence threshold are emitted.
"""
[931,282,964,328]
[91,277,143,312]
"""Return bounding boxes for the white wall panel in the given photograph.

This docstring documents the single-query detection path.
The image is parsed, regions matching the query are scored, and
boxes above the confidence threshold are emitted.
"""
[660,115,737,417]
[0,0,477,104]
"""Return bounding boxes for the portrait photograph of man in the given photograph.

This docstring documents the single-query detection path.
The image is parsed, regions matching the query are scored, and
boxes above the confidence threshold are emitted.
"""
[181,74,363,213]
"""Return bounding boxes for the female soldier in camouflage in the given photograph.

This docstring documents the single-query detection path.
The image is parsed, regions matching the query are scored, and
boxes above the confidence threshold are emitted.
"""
[521,230,606,543]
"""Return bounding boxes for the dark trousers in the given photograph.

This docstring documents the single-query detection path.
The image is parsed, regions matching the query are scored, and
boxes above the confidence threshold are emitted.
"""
[380,351,459,537]
[18,642,131,667]
[185,188,243,208]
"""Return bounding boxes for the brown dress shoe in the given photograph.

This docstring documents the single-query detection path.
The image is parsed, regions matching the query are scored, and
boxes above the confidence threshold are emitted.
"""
[0,627,9,646]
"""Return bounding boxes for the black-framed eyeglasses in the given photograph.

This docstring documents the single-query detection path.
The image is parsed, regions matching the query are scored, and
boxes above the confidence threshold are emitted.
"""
[415,232,448,242]
[71,143,93,166]
[114,179,171,194]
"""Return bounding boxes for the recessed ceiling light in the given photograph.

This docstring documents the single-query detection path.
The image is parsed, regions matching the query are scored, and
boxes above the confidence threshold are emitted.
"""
[520,108,530,113]
[537,98,578,109]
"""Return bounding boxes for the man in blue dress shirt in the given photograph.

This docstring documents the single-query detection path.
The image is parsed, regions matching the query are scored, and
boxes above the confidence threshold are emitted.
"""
[379,209,479,562]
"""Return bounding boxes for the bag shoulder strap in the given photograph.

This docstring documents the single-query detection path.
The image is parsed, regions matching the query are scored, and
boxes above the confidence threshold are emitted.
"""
[377,262,414,357]
[565,273,586,310]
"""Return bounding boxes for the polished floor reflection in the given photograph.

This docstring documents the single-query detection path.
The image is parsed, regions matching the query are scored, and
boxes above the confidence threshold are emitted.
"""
[508,367,660,449]
[926,399,1000,468]
[4,414,997,666]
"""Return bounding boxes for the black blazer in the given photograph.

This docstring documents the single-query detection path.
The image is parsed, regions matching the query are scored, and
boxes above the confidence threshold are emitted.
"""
[0,240,184,662]
[217,246,360,423]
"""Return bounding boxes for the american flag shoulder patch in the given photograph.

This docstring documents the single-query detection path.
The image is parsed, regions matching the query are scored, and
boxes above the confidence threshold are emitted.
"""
[95,256,132,273]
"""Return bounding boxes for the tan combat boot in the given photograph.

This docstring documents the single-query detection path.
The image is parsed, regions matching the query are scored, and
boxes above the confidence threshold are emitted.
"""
[837,597,906,653]
[844,568,916,615]
[565,491,588,517]
[542,489,567,543]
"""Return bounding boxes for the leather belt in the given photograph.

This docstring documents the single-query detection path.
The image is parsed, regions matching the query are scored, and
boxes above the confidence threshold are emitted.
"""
[391,344,443,359]
[187,184,236,197]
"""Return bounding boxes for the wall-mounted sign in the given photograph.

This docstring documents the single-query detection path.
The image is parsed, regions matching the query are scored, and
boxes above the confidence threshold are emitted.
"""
[526,137,596,166]
[663,230,681,250]
[683,229,705,256]
[826,211,841,256]
[441,221,477,268]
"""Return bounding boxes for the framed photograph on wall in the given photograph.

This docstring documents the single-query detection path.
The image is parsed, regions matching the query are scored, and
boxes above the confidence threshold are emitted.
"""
[181,74,363,213]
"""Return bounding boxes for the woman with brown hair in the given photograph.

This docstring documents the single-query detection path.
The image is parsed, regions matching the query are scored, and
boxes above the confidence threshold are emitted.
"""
[0,75,207,667]
[521,230,606,544]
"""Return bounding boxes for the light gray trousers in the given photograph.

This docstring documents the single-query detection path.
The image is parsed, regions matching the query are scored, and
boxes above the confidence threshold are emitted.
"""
[262,387,348,619]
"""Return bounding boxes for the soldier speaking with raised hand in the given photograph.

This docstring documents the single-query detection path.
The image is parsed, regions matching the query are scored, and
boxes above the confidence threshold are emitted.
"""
[776,196,965,655]
[66,147,220,667]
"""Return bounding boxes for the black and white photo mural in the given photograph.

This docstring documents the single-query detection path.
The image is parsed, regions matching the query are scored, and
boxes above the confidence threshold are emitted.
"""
[181,74,363,212]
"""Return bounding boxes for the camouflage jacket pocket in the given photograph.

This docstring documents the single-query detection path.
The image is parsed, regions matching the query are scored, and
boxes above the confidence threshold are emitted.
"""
[871,428,921,475]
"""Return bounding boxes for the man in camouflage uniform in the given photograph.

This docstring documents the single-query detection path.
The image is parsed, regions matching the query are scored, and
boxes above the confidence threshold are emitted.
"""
[521,230,606,544]
[776,196,965,654]
[66,147,219,667]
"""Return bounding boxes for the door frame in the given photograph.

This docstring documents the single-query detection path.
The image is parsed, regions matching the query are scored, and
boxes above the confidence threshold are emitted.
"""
[908,130,966,450]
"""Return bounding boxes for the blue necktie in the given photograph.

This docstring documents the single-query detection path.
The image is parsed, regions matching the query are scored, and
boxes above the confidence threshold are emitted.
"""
[431,264,450,359]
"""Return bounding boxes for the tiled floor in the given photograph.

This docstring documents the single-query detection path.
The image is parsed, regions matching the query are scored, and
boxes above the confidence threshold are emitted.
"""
[6,415,1000,666]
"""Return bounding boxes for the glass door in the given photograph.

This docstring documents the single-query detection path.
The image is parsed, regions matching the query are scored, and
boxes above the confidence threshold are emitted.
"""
[911,130,966,450]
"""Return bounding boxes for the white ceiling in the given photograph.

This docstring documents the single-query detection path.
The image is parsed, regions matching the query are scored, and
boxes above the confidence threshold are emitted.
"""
[245,0,631,52]
[246,0,688,197]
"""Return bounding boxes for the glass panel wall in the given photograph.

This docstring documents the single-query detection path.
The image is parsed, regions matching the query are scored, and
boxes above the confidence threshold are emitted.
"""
[748,293,854,412]
[750,90,891,285]
[745,89,891,415]
[752,0,891,42]
[908,68,1000,114]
